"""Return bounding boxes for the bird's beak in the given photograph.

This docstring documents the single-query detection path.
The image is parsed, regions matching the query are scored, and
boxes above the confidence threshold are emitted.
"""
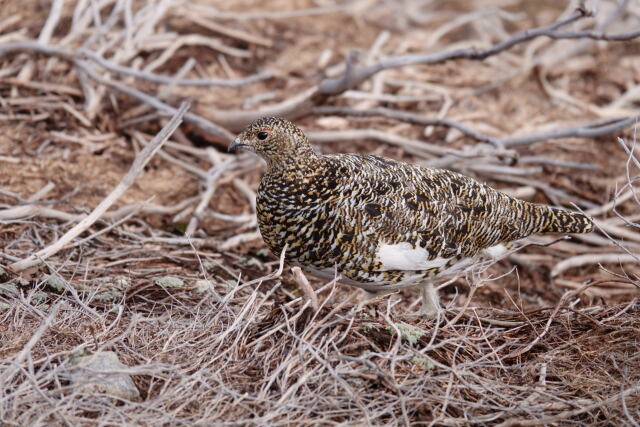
[228,138,249,153]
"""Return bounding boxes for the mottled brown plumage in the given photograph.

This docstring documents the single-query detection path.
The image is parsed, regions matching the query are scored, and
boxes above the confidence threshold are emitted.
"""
[230,117,593,316]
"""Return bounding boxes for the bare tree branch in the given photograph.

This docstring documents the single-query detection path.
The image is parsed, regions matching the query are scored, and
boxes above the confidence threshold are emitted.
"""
[206,4,640,130]
[37,0,65,45]
[501,115,640,148]
[3,4,638,139]
[312,106,639,148]
[312,106,502,146]
[547,28,640,41]
[317,6,593,96]
[0,42,271,87]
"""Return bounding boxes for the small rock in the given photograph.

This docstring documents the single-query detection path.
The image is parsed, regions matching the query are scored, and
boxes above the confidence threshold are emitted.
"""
[154,276,184,289]
[68,351,141,401]
[44,274,67,292]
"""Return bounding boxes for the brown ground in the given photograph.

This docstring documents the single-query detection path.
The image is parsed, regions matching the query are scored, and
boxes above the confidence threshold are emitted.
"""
[1,0,639,425]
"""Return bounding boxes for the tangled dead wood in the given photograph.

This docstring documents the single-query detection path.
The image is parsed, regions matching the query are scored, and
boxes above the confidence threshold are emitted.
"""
[1,0,639,424]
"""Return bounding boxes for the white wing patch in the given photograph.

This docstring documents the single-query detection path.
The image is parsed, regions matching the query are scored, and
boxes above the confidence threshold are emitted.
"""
[377,242,449,271]
[484,244,507,259]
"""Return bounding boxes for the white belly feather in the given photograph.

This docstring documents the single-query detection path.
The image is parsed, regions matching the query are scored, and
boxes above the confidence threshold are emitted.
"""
[377,242,450,271]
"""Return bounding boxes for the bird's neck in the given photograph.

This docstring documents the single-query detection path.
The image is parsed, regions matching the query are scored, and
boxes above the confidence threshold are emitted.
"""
[264,147,320,176]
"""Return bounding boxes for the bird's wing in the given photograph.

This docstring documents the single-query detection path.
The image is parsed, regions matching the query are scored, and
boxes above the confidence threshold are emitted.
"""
[341,156,524,272]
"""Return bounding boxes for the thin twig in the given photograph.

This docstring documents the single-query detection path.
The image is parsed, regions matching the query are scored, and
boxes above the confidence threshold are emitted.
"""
[37,0,65,44]
[0,302,62,387]
[8,103,189,272]
[73,60,234,142]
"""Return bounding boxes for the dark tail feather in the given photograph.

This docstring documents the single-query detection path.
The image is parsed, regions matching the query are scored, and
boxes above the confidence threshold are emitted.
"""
[534,206,594,234]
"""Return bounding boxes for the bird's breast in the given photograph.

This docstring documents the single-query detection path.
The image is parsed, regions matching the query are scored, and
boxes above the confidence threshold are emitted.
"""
[256,179,339,265]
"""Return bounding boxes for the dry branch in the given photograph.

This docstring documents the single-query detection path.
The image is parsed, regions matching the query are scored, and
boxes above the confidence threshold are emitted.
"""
[0,301,61,387]
[0,42,271,87]
[37,0,64,45]
[318,6,593,95]
[547,27,640,41]
[502,115,640,148]
[7,103,189,272]
[496,384,640,427]
[307,129,449,157]
[0,205,78,222]
[185,157,236,236]
[204,4,639,132]
[1,1,640,424]
[552,253,640,277]
[312,106,503,146]
[2,7,638,145]
[74,61,234,142]
[313,106,640,148]
[186,14,274,47]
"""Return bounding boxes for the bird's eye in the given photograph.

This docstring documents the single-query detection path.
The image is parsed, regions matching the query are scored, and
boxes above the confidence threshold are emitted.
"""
[257,131,269,140]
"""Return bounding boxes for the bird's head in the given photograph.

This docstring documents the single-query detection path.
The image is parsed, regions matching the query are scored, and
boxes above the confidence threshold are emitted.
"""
[229,117,315,166]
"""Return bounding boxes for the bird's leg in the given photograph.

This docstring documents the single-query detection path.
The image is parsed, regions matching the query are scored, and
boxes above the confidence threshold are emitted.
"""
[420,282,441,318]
[363,290,378,302]
[355,290,374,313]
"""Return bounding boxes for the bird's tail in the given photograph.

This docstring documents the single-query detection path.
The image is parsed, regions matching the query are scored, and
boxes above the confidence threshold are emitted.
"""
[531,205,594,234]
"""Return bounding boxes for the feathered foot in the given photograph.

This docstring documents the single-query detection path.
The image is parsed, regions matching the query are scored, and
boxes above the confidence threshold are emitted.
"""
[420,282,441,319]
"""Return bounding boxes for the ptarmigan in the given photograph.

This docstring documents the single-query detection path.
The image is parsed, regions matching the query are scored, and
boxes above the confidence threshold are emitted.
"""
[229,117,593,317]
